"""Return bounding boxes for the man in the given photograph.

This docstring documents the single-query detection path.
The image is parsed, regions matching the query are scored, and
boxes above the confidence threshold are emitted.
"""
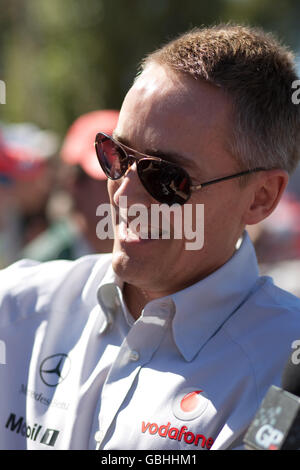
[0,24,300,450]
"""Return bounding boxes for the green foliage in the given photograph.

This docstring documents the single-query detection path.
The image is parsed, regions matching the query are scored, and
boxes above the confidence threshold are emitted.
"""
[0,0,299,140]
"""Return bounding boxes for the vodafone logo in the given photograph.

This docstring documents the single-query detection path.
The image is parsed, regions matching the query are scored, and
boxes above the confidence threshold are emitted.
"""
[141,421,214,449]
[172,387,209,421]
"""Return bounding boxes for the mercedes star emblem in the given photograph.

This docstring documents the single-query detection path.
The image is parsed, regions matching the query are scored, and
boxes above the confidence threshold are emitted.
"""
[39,354,71,387]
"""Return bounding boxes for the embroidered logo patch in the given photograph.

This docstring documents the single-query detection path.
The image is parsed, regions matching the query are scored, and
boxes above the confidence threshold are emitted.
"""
[172,387,209,421]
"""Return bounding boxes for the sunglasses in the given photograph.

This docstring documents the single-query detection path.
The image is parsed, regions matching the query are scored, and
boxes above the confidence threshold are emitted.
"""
[95,132,267,206]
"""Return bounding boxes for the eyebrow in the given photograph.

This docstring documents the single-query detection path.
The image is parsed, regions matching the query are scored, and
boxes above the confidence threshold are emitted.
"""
[112,131,193,168]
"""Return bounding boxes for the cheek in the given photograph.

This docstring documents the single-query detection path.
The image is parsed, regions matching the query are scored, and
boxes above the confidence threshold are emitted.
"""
[193,188,238,229]
[203,190,247,242]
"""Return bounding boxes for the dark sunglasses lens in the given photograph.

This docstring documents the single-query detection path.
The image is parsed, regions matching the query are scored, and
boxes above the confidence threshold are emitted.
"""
[138,159,191,205]
[96,135,128,180]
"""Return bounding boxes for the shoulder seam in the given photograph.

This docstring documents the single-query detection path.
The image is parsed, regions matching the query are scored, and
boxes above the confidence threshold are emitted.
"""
[259,281,300,311]
[222,325,260,410]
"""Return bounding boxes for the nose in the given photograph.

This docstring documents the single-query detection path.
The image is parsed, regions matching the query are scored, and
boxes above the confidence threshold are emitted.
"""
[112,161,155,209]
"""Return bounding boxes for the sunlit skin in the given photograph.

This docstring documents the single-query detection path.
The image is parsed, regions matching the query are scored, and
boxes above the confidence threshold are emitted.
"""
[107,63,288,320]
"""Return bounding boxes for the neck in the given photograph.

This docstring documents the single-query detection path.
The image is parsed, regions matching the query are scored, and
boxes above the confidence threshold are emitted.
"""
[121,235,244,320]
[123,283,169,320]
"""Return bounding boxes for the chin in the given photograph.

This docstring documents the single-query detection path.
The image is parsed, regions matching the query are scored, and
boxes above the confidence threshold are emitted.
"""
[111,248,143,284]
[111,242,163,288]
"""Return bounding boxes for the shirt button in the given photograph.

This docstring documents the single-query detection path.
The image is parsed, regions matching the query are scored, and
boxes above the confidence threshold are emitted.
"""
[94,430,103,442]
[129,350,140,362]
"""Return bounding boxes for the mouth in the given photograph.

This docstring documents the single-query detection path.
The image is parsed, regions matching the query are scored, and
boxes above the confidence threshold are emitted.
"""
[118,220,169,243]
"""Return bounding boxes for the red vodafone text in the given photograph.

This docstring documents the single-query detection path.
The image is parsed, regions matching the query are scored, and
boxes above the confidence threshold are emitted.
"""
[141,421,214,449]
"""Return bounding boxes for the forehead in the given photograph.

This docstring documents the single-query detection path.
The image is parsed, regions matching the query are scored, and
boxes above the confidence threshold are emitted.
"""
[116,63,236,175]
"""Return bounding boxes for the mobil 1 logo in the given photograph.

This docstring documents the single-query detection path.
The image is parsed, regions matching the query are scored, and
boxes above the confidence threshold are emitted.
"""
[5,413,60,447]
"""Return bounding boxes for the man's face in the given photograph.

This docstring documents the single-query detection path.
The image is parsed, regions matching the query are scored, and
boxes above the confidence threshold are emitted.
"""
[108,63,251,295]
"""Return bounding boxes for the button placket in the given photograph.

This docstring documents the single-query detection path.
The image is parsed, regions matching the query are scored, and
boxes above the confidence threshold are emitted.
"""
[129,350,140,362]
[96,300,175,449]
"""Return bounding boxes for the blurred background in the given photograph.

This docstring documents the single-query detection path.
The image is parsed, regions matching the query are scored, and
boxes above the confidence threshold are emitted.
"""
[0,0,300,295]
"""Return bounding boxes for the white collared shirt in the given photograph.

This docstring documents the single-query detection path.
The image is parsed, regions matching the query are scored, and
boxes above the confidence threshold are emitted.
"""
[0,232,299,450]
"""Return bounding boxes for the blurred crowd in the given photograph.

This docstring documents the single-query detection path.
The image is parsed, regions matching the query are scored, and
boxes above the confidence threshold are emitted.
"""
[0,111,300,297]
[0,110,118,268]
[247,179,300,298]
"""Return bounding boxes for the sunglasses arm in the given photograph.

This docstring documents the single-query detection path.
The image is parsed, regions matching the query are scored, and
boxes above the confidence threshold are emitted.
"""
[190,167,267,192]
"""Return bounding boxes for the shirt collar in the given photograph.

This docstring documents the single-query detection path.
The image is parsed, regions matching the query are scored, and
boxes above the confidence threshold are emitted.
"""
[97,263,134,331]
[170,231,259,361]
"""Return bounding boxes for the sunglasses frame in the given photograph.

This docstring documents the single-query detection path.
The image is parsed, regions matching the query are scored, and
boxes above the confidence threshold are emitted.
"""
[95,132,268,203]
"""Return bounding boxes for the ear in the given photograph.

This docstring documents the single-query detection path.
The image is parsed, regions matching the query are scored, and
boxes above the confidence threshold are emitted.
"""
[243,169,289,226]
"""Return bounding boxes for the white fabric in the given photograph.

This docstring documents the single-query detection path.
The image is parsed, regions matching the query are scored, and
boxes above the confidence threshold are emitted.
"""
[0,231,299,450]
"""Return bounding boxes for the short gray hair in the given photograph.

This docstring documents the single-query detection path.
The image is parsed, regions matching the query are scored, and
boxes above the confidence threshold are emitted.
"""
[141,24,300,174]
